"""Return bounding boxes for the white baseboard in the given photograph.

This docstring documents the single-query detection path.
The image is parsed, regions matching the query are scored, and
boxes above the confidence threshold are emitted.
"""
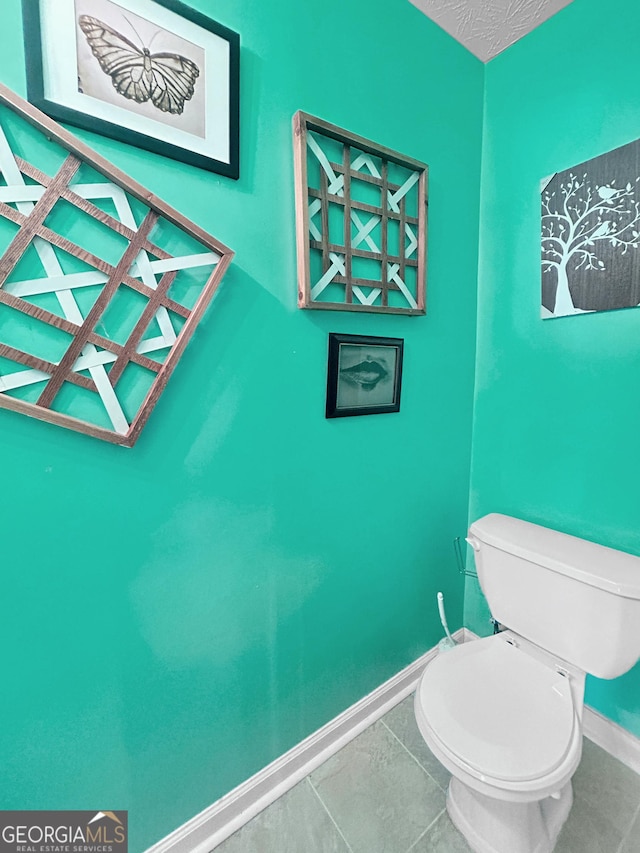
[144,629,465,853]
[459,627,479,643]
[583,705,640,775]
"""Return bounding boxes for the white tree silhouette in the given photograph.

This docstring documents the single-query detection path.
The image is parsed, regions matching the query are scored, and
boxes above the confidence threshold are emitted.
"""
[542,172,640,315]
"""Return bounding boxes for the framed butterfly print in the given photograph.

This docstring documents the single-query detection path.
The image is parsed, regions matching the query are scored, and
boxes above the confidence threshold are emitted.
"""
[22,0,240,179]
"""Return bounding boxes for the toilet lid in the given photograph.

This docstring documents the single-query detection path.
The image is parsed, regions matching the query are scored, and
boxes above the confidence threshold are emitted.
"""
[417,636,576,783]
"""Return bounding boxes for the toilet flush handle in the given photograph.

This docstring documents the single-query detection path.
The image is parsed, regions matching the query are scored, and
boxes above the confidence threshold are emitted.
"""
[465,536,481,551]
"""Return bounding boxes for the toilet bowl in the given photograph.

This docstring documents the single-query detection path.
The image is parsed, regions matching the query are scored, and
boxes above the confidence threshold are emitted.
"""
[413,514,640,853]
[415,632,584,853]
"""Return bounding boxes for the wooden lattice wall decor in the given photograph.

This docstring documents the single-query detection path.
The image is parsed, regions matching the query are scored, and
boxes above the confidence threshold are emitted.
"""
[293,112,427,315]
[0,84,233,446]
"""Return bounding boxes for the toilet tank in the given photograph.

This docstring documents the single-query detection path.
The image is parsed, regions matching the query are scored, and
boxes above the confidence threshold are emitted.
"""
[467,514,640,679]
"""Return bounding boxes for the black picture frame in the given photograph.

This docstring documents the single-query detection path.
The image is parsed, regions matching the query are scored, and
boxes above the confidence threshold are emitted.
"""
[22,0,240,179]
[326,333,404,418]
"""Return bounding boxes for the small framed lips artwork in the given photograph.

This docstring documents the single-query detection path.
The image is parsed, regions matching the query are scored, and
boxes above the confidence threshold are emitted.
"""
[325,333,404,418]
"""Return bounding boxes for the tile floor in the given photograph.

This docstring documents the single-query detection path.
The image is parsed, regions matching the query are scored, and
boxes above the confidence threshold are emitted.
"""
[214,694,640,853]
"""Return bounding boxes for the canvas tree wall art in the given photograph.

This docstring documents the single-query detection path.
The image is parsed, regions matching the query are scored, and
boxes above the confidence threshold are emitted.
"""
[293,112,427,315]
[0,83,233,446]
[541,138,640,318]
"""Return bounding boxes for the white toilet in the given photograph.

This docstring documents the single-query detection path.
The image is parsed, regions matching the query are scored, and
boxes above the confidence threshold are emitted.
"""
[414,513,640,853]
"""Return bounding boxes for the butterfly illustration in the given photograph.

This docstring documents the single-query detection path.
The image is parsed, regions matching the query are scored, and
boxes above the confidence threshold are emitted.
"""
[78,15,200,115]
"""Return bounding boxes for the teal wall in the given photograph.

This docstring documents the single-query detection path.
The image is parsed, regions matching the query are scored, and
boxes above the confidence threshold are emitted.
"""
[0,1,482,849]
[468,0,640,736]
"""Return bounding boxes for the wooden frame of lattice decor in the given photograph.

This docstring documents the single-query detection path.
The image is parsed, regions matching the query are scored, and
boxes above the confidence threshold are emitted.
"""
[293,111,427,315]
[0,83,233,446]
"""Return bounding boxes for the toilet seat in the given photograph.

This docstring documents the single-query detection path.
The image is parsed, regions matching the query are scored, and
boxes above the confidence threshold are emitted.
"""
[416,635,578,786]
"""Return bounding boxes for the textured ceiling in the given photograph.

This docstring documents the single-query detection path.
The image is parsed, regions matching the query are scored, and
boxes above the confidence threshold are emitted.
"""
[409,0,574,62]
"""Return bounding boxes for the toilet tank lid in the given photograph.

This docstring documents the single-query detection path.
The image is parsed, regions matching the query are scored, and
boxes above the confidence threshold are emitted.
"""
[469,514,640,599]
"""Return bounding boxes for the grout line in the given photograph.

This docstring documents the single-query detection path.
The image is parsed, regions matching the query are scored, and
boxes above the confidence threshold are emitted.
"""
[306,777,355,853]
[380,718,449,793]
[615,800,640,853]
[405,807,446,853]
